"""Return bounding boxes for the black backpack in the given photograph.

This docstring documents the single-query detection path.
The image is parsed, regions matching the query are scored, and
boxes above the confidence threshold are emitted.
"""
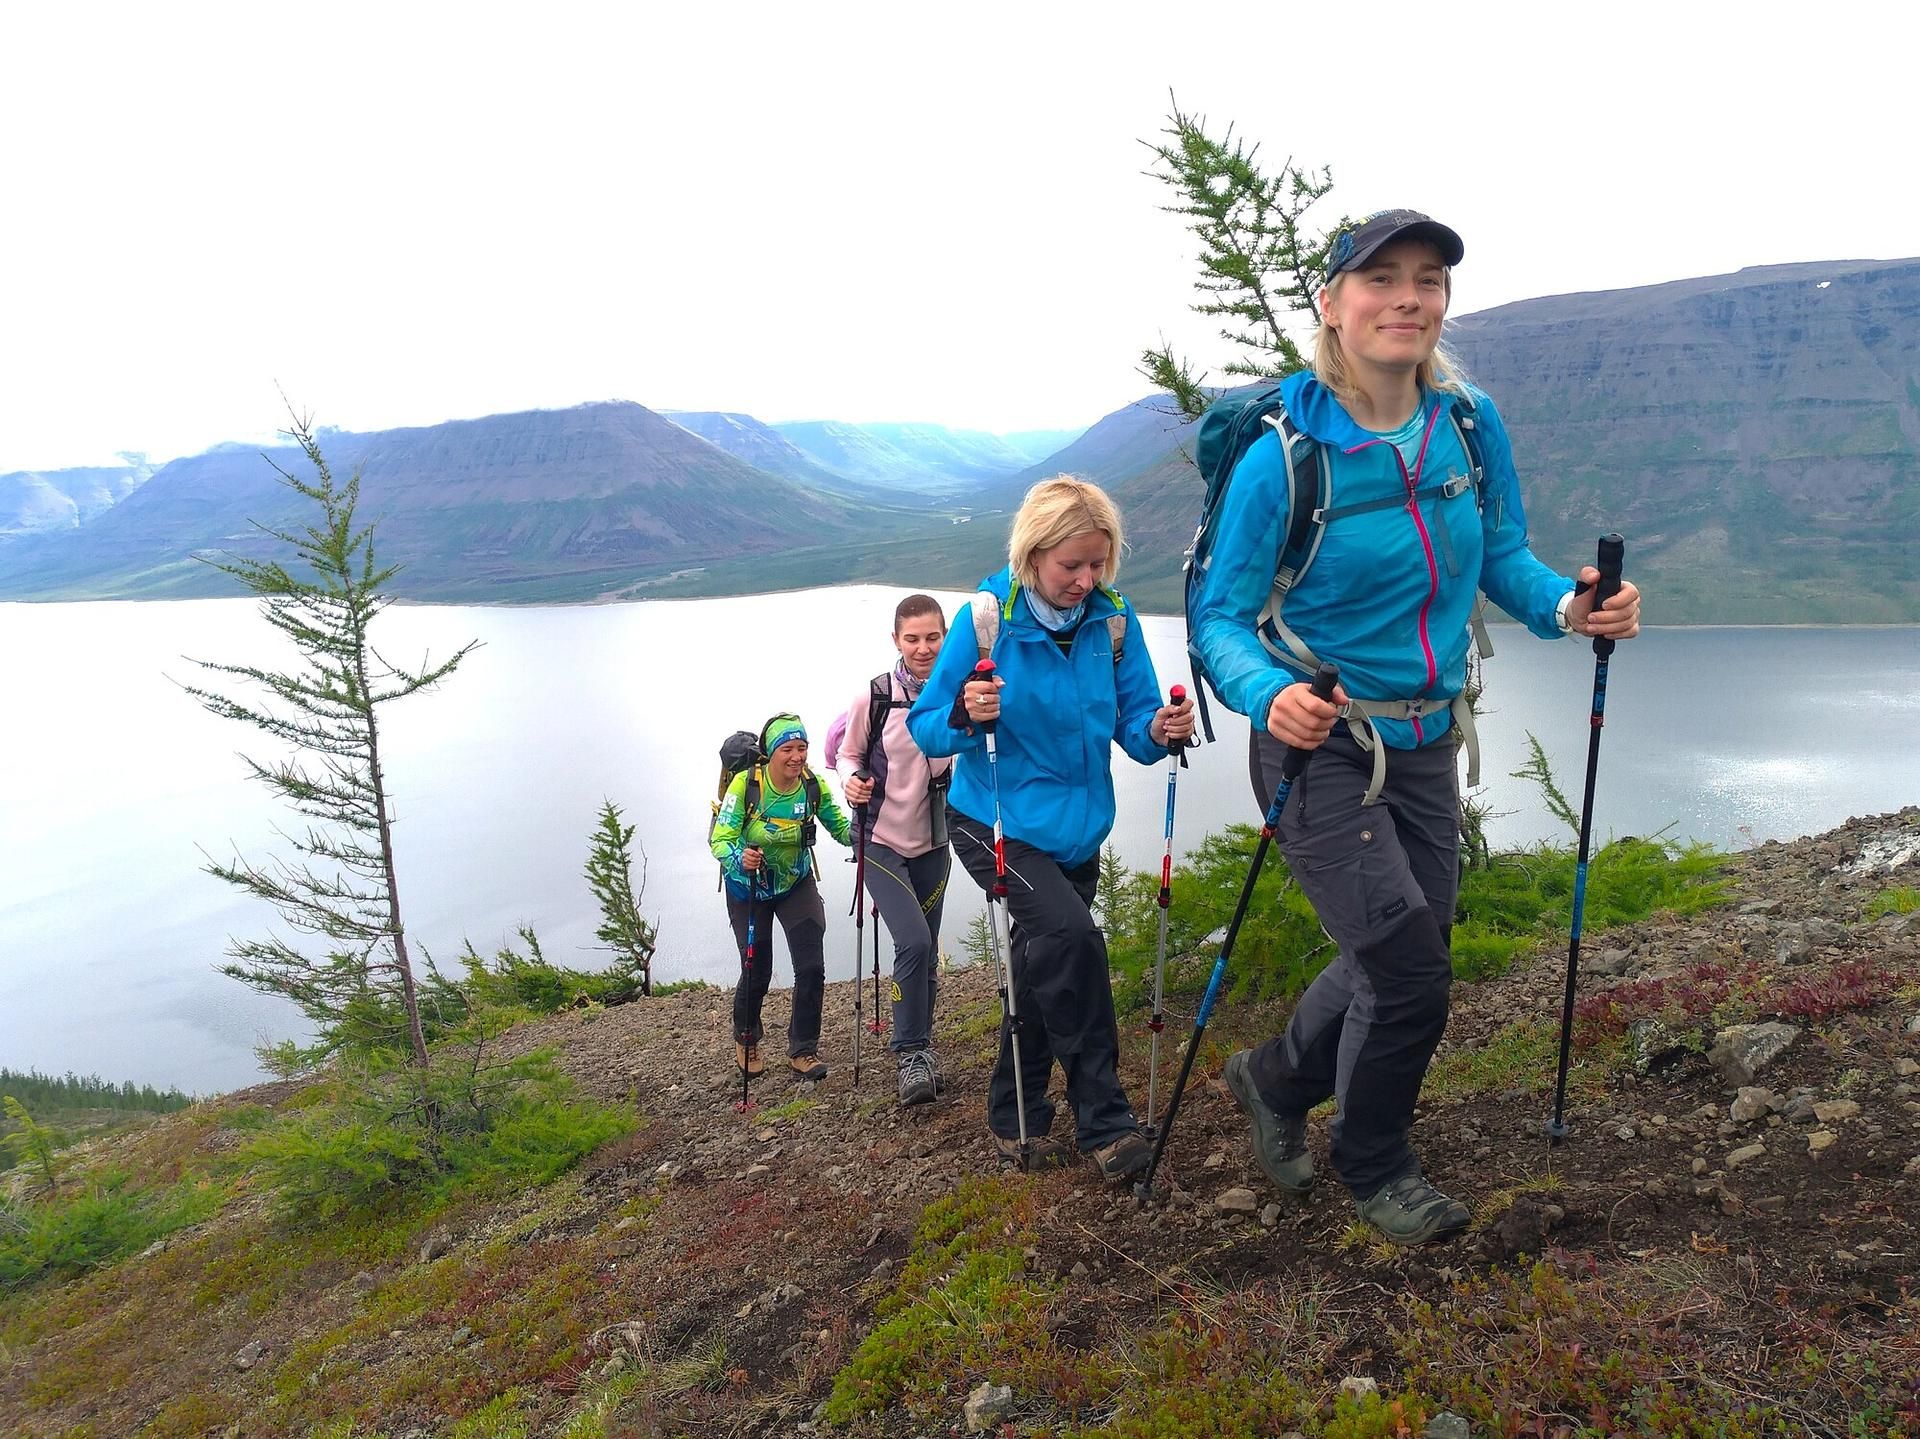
[710,722,821,887]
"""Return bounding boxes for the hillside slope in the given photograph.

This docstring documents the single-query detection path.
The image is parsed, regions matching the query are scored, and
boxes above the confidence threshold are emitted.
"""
[5,811,1918,1436]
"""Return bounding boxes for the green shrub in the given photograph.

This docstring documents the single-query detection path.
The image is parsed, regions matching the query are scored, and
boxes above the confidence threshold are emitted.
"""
[1868,885,1920,918]
[238,1048,631,1221]
[1106,827,1725,1010]
[0,1171,222,1291]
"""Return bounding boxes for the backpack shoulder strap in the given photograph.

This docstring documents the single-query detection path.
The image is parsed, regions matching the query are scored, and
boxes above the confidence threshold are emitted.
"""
[862,672,895,774]
[1254,408,1334,677]
[971,587,1008,662]
[1446,393,1498,661]
[1097,584,1127,661]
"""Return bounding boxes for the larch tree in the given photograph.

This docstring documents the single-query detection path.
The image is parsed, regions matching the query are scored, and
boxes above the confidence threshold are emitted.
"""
[184,409,477,1079]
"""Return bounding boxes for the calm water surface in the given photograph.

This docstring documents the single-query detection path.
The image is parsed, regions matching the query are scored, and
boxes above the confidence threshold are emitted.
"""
[3,590,1916,1093]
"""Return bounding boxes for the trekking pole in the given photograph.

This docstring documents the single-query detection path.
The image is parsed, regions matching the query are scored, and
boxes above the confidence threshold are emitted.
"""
[1143,684,1189,1139]
[735,850,763,1114]
[1136,662,1339,1200]
[850,776,871,1087]
[974,658,1033,1168]
[869,898,884,1037]
[1547,534,1626,1144]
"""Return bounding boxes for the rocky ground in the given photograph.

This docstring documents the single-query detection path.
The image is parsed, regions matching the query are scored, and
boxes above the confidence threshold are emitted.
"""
[5,811,1920,1437]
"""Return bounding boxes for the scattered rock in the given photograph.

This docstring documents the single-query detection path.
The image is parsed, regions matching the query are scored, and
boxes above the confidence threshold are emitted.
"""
[1339,1375,1379,1400]
[1068,1260,1090,1279]
[450,1324,474,1345]
[1474,1193,1566,1262]
[1781,1093,1819,1124]
[1216,1187,1259,1215]
[233,1340,267,1371]
[1425,1415,1472,1439]
[1690,1156,1708,1176]
[417,1227,454,1264]
[744,1164,771,1179]
[964,1380,1014,1432]
[350,1269,378,1291]
[1730,1087,1772,1122]
[756,1127,777,1142]
[1904,1155,1920,1176]
[1726,1143,1767,1169]
[1814,1099,1861,1124]
[1586,947,1630,977]
[1709,1022,1800,1087]
[1808,1130,1838,1154]
[1752,1195,1787,1214]
[1895,1058,1919,1078]
[1203,1151,1226,1169]
[1259,1202,1283,1228]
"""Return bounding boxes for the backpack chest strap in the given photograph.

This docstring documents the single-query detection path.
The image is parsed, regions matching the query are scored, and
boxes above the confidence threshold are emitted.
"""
[1341,694,1481,807]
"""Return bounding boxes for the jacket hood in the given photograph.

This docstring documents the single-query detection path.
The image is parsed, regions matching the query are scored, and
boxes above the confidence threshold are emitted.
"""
[1279,371,1480,450]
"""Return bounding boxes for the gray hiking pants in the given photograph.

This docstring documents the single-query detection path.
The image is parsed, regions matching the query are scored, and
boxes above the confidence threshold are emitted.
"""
[861,840,951,1054]
[1245,723,1459,1197]
[949,812,1139,1151]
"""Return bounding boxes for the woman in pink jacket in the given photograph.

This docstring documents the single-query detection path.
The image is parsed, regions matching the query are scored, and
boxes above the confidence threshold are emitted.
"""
[839,594,955,1107]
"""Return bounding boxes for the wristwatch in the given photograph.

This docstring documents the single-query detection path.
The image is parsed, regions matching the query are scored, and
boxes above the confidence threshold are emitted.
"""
[1554,590,1576,635]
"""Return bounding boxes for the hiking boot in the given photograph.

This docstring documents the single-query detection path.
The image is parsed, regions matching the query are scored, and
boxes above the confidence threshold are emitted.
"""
[1089,1131,1152,1183]
[994,1134,1071,1171]
[789,1053,828,1083]
[734,1041,764,1077]
[896,1049,937,1107]
[1353,1173,1472,1246]
[1222,1049,1314,1195]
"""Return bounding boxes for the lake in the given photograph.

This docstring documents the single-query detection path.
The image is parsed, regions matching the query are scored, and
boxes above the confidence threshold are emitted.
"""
[3,590,1917,1095]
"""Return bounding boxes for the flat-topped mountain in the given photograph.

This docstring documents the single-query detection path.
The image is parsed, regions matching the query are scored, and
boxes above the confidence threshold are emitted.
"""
[3,258,1913,620]
[0,402,871,601]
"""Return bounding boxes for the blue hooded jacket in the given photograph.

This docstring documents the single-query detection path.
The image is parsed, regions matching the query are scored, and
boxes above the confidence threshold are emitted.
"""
[1190,371,1574,750]
[907,568,1169,868]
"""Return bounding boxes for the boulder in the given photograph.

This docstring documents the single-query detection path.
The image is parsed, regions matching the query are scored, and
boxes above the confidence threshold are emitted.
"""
[1709,1022,1799,1086]
[964,1381,1014,1433]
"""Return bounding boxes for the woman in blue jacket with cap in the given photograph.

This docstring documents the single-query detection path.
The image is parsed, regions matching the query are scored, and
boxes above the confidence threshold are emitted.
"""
[1191,209,1642,1244]
[909,477,1195,1182]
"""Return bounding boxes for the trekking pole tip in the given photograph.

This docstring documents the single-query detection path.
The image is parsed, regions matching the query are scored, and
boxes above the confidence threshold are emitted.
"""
[1544,1116,1570,1144]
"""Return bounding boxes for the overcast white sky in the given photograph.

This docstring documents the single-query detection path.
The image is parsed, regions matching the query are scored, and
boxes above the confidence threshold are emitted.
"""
[2,0,1913,471]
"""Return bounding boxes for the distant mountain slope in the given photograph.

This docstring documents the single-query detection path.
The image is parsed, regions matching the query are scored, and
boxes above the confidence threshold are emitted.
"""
[772,421,1030,494]
[857,423,1031,483]
[0,402,875,601]
[772,421,932,491]
[664,411,868,494]
[1445,258,1920,622]
[0,462,151,537]
[1000,427,1086,464]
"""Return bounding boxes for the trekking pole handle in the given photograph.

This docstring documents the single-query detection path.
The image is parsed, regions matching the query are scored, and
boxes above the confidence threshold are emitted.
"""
[1279,663,1341,782]
[1166,684,1189,756]
[1592,533,1625,659]
[1595,533,1624,607]
[971,659,998,736]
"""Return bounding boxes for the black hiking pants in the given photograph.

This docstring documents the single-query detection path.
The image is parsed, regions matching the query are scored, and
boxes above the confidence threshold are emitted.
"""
[949,812,1139,1152]
[727,872,827,1057]
[1245,723,1459,1198]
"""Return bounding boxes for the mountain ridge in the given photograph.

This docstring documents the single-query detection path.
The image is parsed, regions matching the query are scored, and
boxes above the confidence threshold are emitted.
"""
[3,257,1914,621]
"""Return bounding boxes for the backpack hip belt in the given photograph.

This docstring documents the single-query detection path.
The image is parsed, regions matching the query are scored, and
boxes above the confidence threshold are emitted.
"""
[1339,693,1480,808]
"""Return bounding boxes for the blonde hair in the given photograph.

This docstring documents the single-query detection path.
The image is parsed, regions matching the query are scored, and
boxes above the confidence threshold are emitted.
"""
[1007,476,1125,591]
[1311,269,1472,410]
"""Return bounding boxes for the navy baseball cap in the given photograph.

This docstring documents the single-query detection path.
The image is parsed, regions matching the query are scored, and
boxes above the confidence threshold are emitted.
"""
[1325,209,1465,283]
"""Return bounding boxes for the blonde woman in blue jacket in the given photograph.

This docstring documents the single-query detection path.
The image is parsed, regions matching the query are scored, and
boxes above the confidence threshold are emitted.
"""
[1191,209,1641,1244]
[909,477,1195,1182]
